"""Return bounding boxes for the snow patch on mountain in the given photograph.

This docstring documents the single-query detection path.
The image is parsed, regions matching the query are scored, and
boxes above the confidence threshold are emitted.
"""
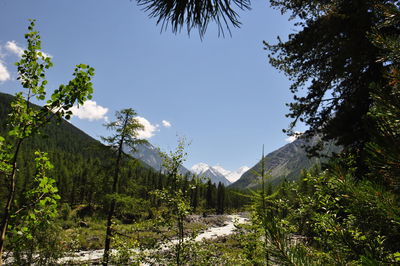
[191,163,249,184]
[191,163,211,175]
[226,166,250,183]
[212,165,231,177]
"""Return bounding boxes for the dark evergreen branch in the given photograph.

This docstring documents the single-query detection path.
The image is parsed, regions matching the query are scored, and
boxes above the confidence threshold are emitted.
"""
[136,0,251,37]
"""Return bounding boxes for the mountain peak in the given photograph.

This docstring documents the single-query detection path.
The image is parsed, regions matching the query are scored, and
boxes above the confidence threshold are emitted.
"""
[191,163,230,185]
[191,163,249,185]
[226,166,250,183]
[211,165,231,177]
[191,162,211,175]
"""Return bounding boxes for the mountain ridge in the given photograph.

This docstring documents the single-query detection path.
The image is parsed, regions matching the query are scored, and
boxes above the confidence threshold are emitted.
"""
[124,143,190,175]
[0,92,186,175]
[191,163,249,185]
[230,136,339,189]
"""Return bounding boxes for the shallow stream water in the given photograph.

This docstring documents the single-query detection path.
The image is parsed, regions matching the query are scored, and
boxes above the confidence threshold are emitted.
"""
[57,214,248,264]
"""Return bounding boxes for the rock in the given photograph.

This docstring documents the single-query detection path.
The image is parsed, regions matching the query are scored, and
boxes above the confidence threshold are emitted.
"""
[79,221,89,227]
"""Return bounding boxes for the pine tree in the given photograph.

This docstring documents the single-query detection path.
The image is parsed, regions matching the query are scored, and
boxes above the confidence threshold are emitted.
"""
[366,2,400,190]
[101,108,147,265]
[216,182,225,214]
[205,180,216,211]
[136,0,251,37]
[266,0,400,174]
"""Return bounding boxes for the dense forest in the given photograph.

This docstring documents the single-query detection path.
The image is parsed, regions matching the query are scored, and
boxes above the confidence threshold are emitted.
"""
[0,92,245,215]
[1,0,400,265]
[0,89,249,264]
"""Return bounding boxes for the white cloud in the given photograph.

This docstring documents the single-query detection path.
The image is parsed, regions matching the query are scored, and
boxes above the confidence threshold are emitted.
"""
[0,47,5,59]
[70,100,108,121]
[5,41,24,57]
[0,61,11,82]
[5,40,52,58]
[285,131,303,143]
[136,116,159,139]
[162,120,171,128]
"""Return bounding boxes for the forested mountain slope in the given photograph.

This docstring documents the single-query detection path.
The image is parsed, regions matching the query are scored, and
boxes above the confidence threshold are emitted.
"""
[0,92,243,214]
[230,136,339,189]
[0,92,154,206]
[126,143,190,175]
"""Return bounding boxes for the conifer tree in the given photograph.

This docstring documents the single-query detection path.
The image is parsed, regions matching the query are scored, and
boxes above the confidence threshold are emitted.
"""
[266,0,400,174]
[216,182,225,214]
[205,179,216,211]
[136,0,251,37]
[101,108,147,265]
[366,2,400,190]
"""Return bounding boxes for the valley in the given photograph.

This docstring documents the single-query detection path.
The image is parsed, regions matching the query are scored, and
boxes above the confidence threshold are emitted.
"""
[1,2,399,264]
[0,92,328,264]
[55,213,249,264]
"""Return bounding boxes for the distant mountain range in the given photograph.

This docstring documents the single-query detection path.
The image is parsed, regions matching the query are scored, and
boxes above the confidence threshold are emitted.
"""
[0,92,338,191]
[116,129,339,190]
[123,143,190,175]
[229,136,339,189]
[191,163,250,186]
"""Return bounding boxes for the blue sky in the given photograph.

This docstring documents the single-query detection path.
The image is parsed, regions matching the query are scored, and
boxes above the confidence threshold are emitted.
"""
[0,0,306,171]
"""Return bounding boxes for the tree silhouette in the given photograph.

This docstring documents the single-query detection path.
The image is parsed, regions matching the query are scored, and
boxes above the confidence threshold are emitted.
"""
[266,0,400,175]
[137,0,251,37]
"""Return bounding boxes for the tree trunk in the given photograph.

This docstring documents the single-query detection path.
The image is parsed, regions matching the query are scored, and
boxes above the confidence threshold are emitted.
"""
[103,200,116,265]
[0,140,23,266]
[102,148,122,265]
[103,113,128,265]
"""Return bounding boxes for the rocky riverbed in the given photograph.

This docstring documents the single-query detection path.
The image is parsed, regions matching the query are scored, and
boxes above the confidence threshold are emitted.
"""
[57,214,249,264]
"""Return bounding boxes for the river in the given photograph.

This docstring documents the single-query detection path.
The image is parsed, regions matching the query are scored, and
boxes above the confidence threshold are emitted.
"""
[58,214,248,264]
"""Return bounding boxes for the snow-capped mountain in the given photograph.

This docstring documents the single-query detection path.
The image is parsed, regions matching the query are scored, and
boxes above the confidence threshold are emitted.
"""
[191,163,230,186]
[191,163,211,175]
[191,163,249,185]
[226,166,250,183]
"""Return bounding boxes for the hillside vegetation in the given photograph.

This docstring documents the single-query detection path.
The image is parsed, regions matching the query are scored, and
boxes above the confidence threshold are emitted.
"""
[230,136,339,189]
[1,1,400,264]
[0,90,248,264]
